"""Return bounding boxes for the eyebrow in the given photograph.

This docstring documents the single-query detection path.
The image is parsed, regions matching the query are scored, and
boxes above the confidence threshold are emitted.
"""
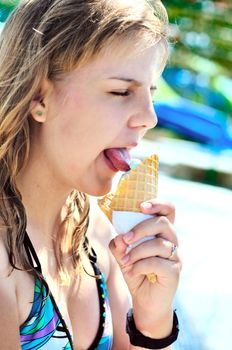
[108,77,157,91]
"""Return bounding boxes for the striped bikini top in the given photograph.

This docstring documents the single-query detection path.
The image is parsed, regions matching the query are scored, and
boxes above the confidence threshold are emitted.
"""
[20,233,113,350]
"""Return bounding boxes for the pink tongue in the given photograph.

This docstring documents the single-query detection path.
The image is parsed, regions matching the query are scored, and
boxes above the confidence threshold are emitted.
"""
[104,148,131,171]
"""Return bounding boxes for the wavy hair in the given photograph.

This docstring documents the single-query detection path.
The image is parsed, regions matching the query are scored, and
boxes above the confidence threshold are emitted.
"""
[0,0,168,283]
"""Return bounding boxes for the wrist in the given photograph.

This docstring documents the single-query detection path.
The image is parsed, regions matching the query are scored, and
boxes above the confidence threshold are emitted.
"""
[133,309,173,339]
[126,309,179,350]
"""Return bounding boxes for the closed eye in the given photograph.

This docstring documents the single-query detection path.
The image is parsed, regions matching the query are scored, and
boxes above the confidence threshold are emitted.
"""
[110,91,130,97]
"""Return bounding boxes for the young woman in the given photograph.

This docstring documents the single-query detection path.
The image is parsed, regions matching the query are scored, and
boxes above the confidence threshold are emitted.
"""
[0,1,181,349]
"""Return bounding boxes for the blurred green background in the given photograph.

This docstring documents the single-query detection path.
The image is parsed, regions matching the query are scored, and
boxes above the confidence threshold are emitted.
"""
[0,0,19,22]
[147,0,232,189]
[162,0,232,113]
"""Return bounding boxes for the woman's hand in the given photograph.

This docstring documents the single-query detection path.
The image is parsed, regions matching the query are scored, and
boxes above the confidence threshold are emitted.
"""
[109,200,181,337]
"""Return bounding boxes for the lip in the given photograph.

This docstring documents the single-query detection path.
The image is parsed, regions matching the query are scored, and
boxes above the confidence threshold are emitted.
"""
[125,142,139,150]
[101,142,139,172]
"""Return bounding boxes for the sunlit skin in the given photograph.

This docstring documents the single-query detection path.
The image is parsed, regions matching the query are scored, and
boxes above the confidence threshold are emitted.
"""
[28,40,160,198]
[10,39,181,350]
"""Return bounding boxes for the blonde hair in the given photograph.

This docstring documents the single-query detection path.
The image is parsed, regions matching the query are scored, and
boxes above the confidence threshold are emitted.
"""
[0,0,168,283]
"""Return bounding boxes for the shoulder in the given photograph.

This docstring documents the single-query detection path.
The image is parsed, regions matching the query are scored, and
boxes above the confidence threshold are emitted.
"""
[0,228,13,278]
[0,228,22,345]
[0,227,21,294]
[0,226,18,307]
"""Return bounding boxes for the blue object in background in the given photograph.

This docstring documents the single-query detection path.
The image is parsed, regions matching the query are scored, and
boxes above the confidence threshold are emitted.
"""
[163,67,232,115]
[155,98,232,149]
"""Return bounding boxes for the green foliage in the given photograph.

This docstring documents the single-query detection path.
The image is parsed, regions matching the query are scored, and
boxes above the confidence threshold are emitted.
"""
[163,0,232,75]
[0,0,19,22]
[161,0,232,118]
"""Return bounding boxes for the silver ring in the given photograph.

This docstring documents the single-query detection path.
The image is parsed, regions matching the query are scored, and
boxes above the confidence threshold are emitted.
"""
[169,244,178,260]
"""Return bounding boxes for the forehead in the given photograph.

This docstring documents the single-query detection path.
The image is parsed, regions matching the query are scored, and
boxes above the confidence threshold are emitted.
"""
[64,38,167,86]
[101,37,165,73]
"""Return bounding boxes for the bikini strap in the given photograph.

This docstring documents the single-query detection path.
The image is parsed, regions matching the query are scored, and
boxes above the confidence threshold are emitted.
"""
[82,236,107,350]
[24,231,42,274]
[23,231,74,349]
[83,236,97,264]
[24,234,97,273]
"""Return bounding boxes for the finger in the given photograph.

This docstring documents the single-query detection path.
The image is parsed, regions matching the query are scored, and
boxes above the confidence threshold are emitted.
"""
[128,256,181,282]
[123,216,178,247]
[121,238,174,266]
[109,234,128,262]
[140,200,175,223]
[109,235,134,276]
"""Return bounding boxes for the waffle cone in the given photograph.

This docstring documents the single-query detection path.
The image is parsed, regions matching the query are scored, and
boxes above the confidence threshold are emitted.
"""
[98,154,159,221]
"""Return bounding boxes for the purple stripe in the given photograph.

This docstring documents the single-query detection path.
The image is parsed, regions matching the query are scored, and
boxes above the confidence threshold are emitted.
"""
[20,311,59,341]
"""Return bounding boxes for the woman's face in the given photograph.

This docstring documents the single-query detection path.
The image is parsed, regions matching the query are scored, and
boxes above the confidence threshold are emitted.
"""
[32,40,163,196]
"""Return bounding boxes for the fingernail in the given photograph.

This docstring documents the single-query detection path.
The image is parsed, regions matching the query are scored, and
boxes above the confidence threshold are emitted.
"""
[121,254,130,265]
[141,202,152,209]
[123,231,134,242]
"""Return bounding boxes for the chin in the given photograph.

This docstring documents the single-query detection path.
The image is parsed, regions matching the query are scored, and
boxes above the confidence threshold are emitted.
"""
[84,180,113,197]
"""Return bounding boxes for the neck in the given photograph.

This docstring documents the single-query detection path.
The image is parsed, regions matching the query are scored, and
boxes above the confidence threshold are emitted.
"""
[16,157,72,239]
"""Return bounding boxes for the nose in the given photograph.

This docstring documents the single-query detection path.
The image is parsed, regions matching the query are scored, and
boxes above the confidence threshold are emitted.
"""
[128,97,158,131]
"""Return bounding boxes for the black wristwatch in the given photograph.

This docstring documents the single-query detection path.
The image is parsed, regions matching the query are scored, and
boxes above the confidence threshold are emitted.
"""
[126,309,179,349]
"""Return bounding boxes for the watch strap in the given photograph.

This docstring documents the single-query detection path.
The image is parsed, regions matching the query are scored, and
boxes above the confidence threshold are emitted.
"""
[126,309,179,349]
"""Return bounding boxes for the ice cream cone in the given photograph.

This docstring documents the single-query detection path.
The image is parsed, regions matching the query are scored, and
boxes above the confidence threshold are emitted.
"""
[98,154,159,283]
[98,154,158,218]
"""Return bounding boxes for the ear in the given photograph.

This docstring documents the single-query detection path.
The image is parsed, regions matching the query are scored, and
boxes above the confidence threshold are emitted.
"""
[30,79,53,123]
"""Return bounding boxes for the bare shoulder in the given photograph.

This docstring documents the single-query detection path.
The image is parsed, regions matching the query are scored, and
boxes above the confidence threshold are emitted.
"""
[87,196,116,279]
[0,227,17,296]
[0,227,13,277]
[0,228,21,346]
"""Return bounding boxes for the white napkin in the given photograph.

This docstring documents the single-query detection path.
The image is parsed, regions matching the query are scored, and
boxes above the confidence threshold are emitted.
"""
[112,211,155,251]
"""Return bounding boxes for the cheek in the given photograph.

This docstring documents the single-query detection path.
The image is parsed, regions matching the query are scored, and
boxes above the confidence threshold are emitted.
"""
[54,94,82,138]
[53,89,127,150]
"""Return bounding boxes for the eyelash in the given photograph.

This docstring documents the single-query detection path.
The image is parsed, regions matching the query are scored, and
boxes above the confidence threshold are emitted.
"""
[110,89,156,98]
[110,91,130,97]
